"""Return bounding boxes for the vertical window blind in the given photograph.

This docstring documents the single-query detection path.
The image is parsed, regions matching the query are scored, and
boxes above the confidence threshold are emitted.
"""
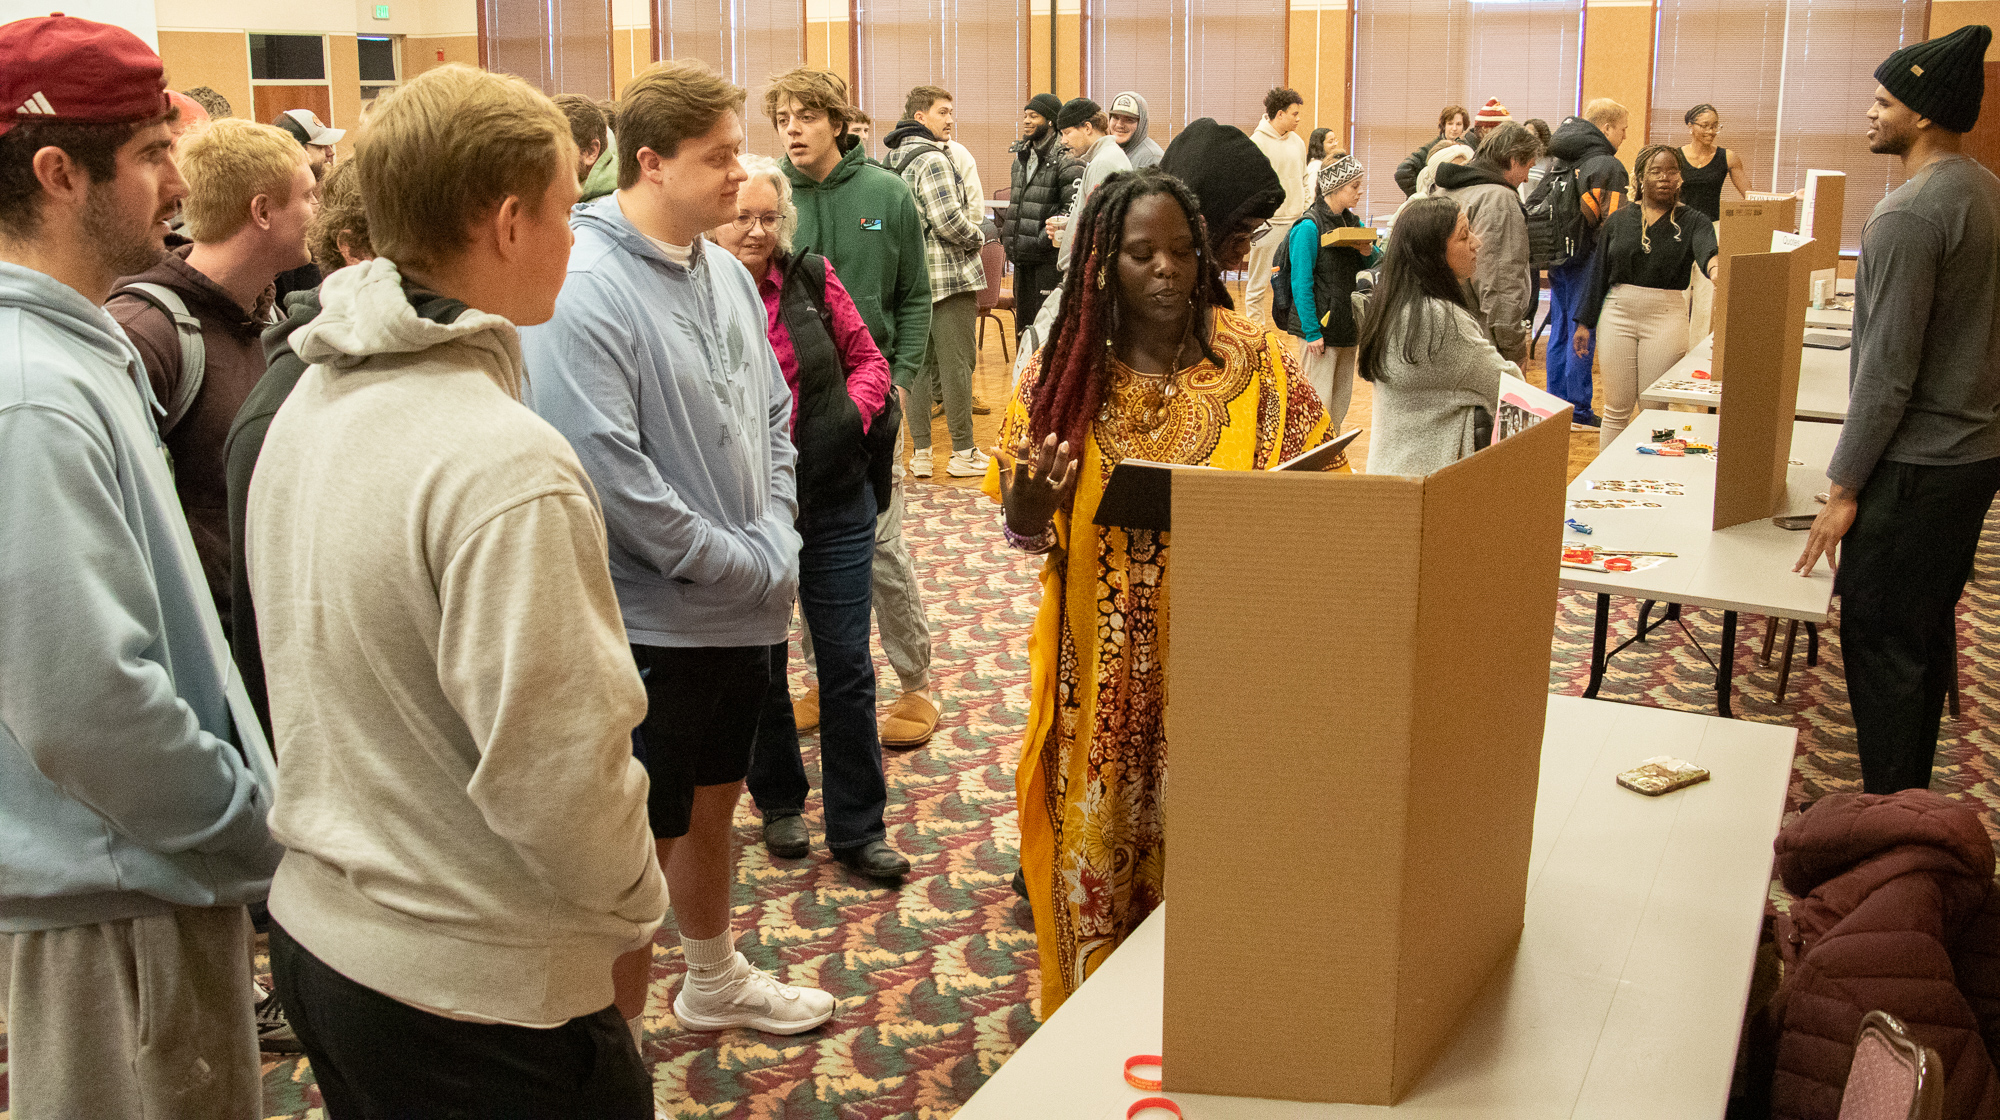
[652,0,803,156]
[1350,0,1582,220]
[1652,0,1923,250]
[1087,0,1288,146]
[483,0,615,99]
[854,0,1028,196]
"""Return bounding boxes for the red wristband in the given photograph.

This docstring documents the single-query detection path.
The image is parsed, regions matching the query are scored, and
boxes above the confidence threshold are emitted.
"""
[1123,1054,1163,1091]
[1128,1098,1184,1119]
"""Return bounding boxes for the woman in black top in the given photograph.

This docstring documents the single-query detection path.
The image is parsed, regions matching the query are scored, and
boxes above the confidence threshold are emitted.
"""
[1574,145,1718,449]
[1674,103,1754,220]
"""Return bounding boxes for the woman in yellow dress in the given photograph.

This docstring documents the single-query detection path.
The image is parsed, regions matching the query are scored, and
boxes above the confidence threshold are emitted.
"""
[984,167,1343,1017]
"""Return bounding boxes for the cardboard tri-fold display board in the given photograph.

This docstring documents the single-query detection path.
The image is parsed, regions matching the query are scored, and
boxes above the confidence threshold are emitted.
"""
[1159,384,1571,1104]
[1713,246,1813,529]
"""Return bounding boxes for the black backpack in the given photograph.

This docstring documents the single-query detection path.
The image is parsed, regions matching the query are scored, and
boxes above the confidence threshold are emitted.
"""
[1525,162,1589,271]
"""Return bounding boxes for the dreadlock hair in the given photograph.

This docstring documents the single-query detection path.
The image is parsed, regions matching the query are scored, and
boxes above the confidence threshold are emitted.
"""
[1631,144,1687,252]
[1356,196,1470,383]
[1028,167,1228,455]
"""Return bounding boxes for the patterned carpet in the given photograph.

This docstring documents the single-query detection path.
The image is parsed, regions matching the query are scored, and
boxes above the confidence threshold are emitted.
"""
[4,483,1998,1119]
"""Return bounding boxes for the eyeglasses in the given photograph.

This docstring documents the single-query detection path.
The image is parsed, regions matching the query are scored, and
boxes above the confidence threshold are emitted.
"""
[730,214,783,232]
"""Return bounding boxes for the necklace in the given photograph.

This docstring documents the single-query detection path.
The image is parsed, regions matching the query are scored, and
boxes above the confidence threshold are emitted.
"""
[1106,311,1197,429]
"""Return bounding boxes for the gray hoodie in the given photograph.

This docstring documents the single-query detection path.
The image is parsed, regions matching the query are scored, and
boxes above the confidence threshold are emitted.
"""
[1057,134,1136,272]
[1110,91,1163,169]
[522,195,801,648]
[0,261,281,933]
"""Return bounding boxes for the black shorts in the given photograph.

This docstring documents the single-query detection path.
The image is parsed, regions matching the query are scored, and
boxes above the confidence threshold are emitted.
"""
[631,644,770,839]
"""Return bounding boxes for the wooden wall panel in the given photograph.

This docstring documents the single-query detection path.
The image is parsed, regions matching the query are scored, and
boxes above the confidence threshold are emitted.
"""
[327,33,363,154]
[805,17,850,87]
[159,30,253,125]
[1930,0,2000,59]
[252,84,334,127]
[1580,0,1652,163]
[1288,2,1350,147]
[404,34,480,77]
[613,26,650,93]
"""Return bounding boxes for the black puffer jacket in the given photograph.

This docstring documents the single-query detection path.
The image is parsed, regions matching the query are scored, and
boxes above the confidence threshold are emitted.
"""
[1002,128,1082,265]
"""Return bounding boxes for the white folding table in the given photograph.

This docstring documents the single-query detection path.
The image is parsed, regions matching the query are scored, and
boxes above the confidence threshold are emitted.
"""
[1562,410,1838,716]
[1638,331,1851,421]
[955,695,1797,1119]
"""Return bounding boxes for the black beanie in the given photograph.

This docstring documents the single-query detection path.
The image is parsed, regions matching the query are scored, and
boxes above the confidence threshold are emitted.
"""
[1055,97,1102,131]
[1159,118,1286,254]
[1875,24,1991,133]
[1026,93,1062,123]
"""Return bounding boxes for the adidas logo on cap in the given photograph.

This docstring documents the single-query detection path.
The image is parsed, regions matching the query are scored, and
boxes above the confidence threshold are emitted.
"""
[16,91,56,116]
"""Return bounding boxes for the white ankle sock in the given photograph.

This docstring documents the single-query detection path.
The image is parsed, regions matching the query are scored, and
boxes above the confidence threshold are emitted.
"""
[626,1013,643,1048]
[681,931,738,990]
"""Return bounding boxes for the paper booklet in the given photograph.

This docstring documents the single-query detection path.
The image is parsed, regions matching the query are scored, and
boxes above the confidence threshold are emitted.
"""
[1496,374,1570,443]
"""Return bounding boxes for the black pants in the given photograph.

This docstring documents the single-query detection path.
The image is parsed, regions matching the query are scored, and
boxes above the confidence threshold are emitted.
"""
[269,920,651,1120]
[1837,456,2000,794]
[1014,259,1062,343]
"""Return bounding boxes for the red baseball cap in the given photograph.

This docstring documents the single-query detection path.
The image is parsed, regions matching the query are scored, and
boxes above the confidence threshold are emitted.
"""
[0,14,170,137]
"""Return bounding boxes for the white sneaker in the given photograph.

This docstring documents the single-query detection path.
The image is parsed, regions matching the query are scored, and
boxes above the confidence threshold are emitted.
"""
[946,448,991,477]
[672,953,835,1035]
[910,447,933,478]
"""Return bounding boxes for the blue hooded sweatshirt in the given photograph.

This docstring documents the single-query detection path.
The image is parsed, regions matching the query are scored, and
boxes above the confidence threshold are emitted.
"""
[521,194,801,648]
[0,261,282,932]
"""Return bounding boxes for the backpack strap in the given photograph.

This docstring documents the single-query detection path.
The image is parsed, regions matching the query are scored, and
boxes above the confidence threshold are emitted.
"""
[114,281,206,434]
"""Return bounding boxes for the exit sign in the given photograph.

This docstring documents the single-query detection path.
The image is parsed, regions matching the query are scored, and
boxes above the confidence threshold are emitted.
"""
[372,4,389,17]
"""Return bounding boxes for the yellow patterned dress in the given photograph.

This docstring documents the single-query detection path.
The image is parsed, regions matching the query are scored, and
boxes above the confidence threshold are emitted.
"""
[982,308,1341,1018]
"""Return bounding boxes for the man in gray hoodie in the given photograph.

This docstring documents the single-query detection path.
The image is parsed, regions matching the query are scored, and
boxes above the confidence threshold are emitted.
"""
[1108,91,1163,168]
[0,16,283,1119]
[522,60,842,1038]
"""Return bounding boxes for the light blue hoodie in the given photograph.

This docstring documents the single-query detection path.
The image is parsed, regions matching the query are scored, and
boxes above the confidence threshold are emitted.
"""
[0,261,282,933]
[522,194,800,648]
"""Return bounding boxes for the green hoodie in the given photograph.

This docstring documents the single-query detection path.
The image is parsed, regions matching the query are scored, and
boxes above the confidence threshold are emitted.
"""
[783,143,932,389]
[580,146,618,202]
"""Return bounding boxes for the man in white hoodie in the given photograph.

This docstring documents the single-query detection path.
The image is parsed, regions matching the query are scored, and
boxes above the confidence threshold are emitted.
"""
[1246,87,1308,327]
[246,64,667,1115]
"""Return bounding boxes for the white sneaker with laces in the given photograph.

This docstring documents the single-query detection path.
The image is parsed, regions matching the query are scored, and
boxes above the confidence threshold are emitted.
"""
[672,952,835,1034]
[946,448,991,478]
[910,447,933,478]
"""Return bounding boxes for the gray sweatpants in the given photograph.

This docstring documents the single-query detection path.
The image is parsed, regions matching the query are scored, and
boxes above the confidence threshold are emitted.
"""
[2,905,261,1120]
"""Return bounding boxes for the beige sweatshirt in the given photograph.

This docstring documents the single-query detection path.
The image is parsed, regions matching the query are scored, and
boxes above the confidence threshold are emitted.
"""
[1254,118,1310,222]
[248,259,667,1025]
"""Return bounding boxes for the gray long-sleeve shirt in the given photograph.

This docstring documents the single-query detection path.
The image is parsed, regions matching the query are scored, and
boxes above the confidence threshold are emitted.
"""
[1828,154,2000,491]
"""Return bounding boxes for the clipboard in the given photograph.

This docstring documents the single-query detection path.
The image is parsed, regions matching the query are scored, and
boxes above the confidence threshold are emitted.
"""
[1093,429,1362,531]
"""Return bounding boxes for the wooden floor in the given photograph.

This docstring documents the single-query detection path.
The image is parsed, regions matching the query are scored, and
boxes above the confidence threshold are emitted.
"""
[911,285,1611,497]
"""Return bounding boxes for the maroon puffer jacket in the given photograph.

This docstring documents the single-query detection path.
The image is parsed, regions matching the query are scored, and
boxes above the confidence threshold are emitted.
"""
[1769,790,2000,1120]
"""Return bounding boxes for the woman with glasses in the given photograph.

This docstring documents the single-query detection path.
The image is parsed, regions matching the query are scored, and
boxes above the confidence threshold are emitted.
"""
[1674,104,1753,221]
[1573,145,1717,449]
[711,155,902,874]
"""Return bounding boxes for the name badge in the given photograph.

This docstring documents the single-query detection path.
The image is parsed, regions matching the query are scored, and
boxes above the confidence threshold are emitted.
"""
[859,218,883,231]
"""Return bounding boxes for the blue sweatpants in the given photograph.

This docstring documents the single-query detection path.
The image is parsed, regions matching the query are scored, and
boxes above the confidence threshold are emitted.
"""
[1543,260,1596,418]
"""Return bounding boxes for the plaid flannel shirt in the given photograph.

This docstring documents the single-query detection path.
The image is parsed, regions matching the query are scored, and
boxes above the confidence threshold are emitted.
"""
[895,142,987,302]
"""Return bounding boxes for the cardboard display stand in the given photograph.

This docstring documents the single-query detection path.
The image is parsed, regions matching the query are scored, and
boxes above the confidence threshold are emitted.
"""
[1798,171,1846,275]
[1711,198,1798,380]
[1158,386,1571,1105]
[1714,247,1812,530]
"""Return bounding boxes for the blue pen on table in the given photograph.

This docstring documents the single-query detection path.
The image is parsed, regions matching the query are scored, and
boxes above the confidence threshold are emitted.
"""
[1566,518,1592,535]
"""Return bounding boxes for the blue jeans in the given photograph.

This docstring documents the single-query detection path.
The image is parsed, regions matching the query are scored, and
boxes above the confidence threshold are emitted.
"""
[1544,259,1596,416]
[747,485,886,849]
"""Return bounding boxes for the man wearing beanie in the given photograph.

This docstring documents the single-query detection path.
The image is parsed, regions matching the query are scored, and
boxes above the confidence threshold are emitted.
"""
[0,15,282,1118]
[1246,86,1308,327]
[1052,96,1132,274]
[1796,23,2000,795]
[1002,92,1082,336]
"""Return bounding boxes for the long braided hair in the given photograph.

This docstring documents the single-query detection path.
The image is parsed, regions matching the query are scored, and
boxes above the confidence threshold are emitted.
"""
[1028,167,1228,453]
[1631,143,1686,252]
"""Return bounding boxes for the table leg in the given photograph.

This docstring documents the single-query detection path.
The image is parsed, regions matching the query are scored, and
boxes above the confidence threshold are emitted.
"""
[1718,610,1738,719]
[1806,622,1819,667]
[1586,593,1611,699]
[1760,617,1777,665]
[1774,619,1799,702]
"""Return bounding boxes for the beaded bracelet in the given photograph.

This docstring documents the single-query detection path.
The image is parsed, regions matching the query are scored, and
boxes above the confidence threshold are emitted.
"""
[1003,518,1058,554]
